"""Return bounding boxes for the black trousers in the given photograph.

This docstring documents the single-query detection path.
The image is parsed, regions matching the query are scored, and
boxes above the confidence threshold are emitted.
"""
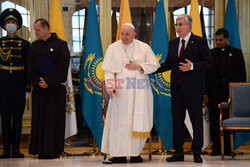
[171,85,203,155]
[0,90,25,151]
[208,101,230,152]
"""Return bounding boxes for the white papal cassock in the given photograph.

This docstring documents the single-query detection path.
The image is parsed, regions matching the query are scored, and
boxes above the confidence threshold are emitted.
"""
[101,39,160,157]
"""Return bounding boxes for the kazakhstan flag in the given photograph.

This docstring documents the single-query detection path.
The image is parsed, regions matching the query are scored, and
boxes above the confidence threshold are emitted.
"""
[150,0,173,151]
[79,0,104,149]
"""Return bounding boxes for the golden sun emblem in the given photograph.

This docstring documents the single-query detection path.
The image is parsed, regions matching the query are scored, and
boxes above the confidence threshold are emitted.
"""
[84,53,104,95]
[150,54,171,97]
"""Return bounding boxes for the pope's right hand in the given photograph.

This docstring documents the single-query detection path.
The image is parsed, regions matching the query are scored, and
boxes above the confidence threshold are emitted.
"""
[107,88,115,99]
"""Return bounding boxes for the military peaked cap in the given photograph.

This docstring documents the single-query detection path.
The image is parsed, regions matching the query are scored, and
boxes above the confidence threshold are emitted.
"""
[0,8,22,30]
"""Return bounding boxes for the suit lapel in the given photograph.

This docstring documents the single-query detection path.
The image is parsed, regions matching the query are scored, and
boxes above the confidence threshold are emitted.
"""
[174,37,180,61]
[183,33,196,58]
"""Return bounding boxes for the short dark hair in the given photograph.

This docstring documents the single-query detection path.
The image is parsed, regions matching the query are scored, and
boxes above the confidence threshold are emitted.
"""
[35,18,50,29]
[215,28,229,38]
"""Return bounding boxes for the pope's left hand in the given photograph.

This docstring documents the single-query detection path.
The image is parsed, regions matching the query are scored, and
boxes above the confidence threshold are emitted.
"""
[125,62,142,71]
[179,59,192,72]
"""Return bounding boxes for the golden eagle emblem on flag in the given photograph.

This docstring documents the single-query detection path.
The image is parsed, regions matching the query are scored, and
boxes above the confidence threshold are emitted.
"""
[83,53,104,95]
[150,54,171,97]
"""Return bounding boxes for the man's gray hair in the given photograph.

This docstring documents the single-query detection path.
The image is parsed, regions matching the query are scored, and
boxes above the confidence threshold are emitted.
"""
[176,14,192,24]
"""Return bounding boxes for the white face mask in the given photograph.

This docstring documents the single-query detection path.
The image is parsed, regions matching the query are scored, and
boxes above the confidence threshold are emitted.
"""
[6,23,17,34]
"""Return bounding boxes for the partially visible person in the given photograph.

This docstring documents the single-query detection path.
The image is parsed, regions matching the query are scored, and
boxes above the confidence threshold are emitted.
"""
[154,14,212,163]
[101,23,160,164]
[206,28,246,156]
[0,8,30,159]
[28,18,70,159]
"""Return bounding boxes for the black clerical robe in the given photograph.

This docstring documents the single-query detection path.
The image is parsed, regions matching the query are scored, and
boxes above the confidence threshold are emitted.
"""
[207,45,246,153]
[28,33,70,156]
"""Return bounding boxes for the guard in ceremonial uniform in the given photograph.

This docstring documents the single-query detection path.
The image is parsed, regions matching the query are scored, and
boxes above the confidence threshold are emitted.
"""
[0,8,30,158]
[206,28,246,156]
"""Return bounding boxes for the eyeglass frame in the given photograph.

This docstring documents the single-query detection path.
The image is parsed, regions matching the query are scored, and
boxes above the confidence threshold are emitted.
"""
[174,23,188,27]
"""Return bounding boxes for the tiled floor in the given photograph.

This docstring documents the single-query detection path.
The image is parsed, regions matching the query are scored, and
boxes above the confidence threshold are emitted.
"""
[0,154,250,167]
[1,136,250,167]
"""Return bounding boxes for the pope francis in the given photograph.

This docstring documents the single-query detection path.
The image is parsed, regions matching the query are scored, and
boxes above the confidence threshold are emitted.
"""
[101,23,160,163]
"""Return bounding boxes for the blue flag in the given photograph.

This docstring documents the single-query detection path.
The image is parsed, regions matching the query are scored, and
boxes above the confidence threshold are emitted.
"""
[150,0,173,151]
[79,0,104,149]
[224,0,250,150]
[224,0,241,49]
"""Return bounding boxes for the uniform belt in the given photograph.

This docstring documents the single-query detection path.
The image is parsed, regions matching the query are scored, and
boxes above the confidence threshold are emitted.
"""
[0,65,24,70]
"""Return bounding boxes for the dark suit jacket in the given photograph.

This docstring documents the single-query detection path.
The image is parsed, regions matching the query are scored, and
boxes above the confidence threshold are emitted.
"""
[207,45,246,103]
[155,33,212,96]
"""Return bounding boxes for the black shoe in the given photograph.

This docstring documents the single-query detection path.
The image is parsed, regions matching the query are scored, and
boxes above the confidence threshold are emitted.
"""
[0,151,11,159]
[193,154,203,163]
[210,149,236,156]
[166,152,184,162]
[210,149,221,156]
[108,157,127,163]
[130,155,143,163]
[38,154,60,159]
[225,151,237,156]
[12,150,24,158]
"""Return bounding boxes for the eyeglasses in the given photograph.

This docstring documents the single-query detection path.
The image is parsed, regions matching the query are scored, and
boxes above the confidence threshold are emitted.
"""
[174,23,187,27]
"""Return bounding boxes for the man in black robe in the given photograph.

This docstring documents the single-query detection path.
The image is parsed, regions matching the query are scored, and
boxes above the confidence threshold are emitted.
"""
[0,8,30,158]
[28,18,70,159]
[206,28,246,156]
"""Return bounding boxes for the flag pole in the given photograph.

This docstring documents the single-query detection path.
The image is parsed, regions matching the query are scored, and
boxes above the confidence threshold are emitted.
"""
[73,83,106,157]
[152,136,169,155]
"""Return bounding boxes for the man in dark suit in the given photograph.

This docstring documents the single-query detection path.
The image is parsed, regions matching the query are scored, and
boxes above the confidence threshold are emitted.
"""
[206,28,246,156]
[154,14,212,163]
